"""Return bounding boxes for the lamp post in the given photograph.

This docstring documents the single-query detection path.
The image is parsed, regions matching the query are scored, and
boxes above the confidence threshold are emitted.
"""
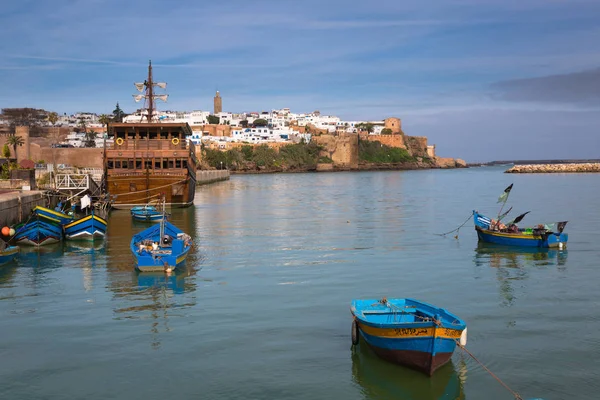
[220,161,223,170]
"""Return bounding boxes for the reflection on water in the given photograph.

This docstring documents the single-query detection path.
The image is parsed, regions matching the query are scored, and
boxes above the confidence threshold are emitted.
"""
[351,343,465,400]
[473,243,568,306]
[112,267,197,349]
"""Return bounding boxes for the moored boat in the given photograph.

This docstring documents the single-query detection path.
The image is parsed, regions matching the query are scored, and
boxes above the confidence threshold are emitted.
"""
[473,211,568,248]
[350,298,467,376]
[33,205,74,226]
[130,218,193,272]
[130,204,168,222]
[0,242,19,265]
[12,218,63,246]
[64,210,108,241]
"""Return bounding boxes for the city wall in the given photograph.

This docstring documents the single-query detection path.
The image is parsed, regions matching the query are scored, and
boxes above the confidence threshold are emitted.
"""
[0,190,47,227]
[312,133,358,167]
[30,143,104,168]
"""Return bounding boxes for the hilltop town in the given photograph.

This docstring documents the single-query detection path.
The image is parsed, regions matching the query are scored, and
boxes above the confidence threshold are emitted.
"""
[0,92,466,177]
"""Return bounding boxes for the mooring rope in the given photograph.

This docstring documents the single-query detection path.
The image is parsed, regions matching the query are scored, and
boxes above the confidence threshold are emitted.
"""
[456,342,523,400]
[434,213,472,238]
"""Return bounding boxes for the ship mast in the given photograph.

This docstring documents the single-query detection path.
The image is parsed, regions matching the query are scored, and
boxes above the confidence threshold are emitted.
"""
[133,60,168,122]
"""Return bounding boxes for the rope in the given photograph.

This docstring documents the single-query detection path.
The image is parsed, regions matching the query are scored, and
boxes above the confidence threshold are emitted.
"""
[112,178,187,197]
[434,213,472,239]
[456,342,523,400]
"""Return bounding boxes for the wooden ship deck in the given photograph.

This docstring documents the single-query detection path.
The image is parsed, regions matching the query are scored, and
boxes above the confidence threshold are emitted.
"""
[104,122,197,208]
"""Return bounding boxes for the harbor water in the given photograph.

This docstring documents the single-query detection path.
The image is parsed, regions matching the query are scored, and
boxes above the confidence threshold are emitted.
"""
[1,167,599,399]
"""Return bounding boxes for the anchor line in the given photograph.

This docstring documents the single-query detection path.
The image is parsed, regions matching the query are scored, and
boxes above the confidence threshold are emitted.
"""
[434,213,472,238]
[455,341,523,400]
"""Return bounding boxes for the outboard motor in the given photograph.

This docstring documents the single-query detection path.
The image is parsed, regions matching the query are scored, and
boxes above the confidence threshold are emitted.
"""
[162,235,172,245]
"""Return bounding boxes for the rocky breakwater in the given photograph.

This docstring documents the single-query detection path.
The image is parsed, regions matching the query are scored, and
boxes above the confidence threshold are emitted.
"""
[434,157,467,169]
[506,163,600,173]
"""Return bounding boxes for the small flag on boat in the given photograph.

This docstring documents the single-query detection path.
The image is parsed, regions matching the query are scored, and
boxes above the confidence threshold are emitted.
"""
[497,183,513,203]
[512,211,530,224]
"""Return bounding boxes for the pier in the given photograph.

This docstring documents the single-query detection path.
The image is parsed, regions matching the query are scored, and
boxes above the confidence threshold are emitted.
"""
[196,170,230,185]
[0,190,47,227]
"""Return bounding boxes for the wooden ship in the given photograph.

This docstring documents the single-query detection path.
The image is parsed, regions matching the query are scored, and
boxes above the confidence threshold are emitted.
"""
[103,61,197,209]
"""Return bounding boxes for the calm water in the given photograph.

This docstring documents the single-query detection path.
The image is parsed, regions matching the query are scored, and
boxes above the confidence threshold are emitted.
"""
[1,167,599,400]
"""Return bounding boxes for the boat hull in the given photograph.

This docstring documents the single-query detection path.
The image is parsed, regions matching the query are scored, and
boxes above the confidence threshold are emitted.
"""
[134,249,190,272]
[64,214,108,241]
[131,212,165,222]
[357,322,461,376]
[13,220,63,246]
[351,298,466,377]
[130,220,193,272]
[476,228,568,248]
[0,246,19,265]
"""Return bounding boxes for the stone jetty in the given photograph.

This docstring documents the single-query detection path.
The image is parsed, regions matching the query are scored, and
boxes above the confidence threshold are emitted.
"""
[506,163,600,173]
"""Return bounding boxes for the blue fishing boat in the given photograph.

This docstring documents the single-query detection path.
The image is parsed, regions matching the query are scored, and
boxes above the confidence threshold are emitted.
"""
[64,210,108,241]
[350,298,467,376]
[473,211,568,248]
[0,243,19,265]
[130,218,193,272]
[12,218,63,246]
[130,203,168,222]
[33,205,74,226]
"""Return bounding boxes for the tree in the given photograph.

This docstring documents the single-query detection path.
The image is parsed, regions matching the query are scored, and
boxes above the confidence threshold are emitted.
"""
[6,134,25,156]
[2,144,10,158]
[356,122,374,134]
[240,120,249,128]
[113,103,125,123]
[381,128,392,134]
[207,115,220,124]
[98,114,112,135]
[47,112,59,126]
[0,108,48,136]
[253,118,268,127]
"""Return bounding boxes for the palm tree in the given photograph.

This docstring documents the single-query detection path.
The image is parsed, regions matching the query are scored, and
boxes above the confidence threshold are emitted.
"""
[98,114,112,135]
[6,134,24,156]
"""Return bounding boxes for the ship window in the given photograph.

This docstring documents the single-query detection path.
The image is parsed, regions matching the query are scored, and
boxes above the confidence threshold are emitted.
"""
[149,131,157,140]
[168,159,174,168]
[115,160,122,169]
[135,158,142,169]
[128,159,134,169]
[144,160,152,169]
[107,159,114,169]
[175,159,182,168]
[182,159,188,169]
[162,158,168,169]
[155,160,161,169]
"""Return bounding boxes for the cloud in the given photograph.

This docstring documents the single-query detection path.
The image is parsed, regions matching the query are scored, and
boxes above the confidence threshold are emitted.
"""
[491,68,600,104]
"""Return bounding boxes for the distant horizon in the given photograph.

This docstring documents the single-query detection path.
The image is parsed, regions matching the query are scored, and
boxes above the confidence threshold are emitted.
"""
[2,0,599,161]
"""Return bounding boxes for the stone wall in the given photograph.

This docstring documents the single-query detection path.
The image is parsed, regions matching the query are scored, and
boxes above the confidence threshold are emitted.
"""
[384,117,402,133]
[196,170,230,185]
[30,143,104,168]
[191,124,232,137]
[364,134,407,150]
[0,190,47,227]
[403,136,429,157]
[312,133,358,167]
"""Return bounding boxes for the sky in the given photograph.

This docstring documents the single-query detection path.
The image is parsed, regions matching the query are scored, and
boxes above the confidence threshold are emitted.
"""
[1,0,599,162]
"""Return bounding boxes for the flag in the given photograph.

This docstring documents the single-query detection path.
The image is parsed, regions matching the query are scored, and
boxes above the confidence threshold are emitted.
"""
[497,183,513,203]
[511,211,530,224]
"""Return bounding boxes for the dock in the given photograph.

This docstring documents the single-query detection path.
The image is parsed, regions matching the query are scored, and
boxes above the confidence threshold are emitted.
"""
[196,170,230,185]
[0,190,47,227]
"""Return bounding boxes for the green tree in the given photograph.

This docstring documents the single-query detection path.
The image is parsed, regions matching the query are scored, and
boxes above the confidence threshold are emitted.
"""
[47,111,59,126]
[112,102,125,122]
[240,120,249,128]
[207,115,220,124]
[356,123,374,133]
[6,134,25,156]
[2,144,10,158]
[98,114,112,135]
[381,128,392,134]
[253,118,268,127]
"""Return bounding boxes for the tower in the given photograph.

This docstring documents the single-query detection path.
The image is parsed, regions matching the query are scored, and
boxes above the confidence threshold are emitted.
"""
[213,91,222,115]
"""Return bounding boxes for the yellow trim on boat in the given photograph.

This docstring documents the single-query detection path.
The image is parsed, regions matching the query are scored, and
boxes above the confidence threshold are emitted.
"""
[64,215,107,229]
[480,229,540,240]
[176,253,188,265]
[358,323,463,339]
[34,206,73,220]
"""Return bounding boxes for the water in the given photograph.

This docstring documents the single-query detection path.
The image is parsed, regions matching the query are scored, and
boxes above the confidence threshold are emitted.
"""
[1,167,599,400]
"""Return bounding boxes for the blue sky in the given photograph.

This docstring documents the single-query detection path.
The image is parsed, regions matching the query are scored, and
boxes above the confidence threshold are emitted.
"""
[1,0,600,161]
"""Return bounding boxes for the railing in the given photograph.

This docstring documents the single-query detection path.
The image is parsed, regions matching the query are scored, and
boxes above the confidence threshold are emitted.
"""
[110,139,189,151]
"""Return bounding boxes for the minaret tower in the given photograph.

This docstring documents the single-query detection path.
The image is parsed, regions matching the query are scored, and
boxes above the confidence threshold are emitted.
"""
[213,91,222,115]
